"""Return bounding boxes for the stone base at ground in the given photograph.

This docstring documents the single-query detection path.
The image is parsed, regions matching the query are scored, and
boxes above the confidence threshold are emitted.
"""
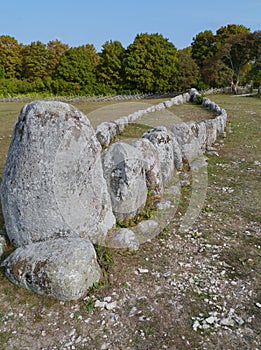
[2,238,101,301]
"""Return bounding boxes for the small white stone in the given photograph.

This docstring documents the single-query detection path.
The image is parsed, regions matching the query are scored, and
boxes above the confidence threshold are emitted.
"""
[69,329,76,337]
[205,316,218,324]
[75,336,82,344]
[255,302,261,308]
[105,301,117,310]
[192,320,200,331]
[220,318,234,327]
[137,268,149,274]
[94,300,106,308]
[104,296,112,303]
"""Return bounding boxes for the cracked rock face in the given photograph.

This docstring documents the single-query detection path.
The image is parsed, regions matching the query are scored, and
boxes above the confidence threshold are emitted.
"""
[171,122,206,163]
[1,238,101,300]
[0,101,115,247]
[132,138,164,197]
[142,127,176,185]
[102,142,147,222]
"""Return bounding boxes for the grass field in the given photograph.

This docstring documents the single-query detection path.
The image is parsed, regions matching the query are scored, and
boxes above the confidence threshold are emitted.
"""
[0,94,260,349]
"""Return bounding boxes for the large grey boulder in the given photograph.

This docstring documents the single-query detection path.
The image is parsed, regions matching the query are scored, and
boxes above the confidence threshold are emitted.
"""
[0,232,8,259]
[132,138,164,197]
[172,136,183,170]
[1,238,101,300]
[215,112,227,136]
[189,88,200,102]
[192,121,207,152]
[102,142,147,222]
[204,119,217,147]
[0,101,115,247]
[171,122,200,163]
[95,121,119,147]
[142,126,175,185]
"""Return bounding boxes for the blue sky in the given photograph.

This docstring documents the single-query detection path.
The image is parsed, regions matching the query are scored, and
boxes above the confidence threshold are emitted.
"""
[1,0,260,50]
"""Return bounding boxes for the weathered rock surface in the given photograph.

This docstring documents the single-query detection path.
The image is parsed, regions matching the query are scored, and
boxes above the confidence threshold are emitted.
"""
[0,101,115,247]
[171,122,200,163]
[1,238,101,300]
[172,136,183,170]
[95,121,119,147]
[132,138,164,197]
[193,121,207,152]
[142,127,175,184]
[102,142,147,221]
[215,113,227,137]
[105,228,139,250]
[0,233,8,258]
[189,88,200,102]
[204,119,217,147]
[133,219,160,244]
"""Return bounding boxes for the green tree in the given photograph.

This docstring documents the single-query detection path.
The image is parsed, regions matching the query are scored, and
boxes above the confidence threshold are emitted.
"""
[21,41,48,81]
[175,48,200,90]
[216,24,250,44]
[0,35,22,78]
[54,44,100,94]
[201,56,231,87]
[97,40,125,92]
[123,33,178,92]
[246,31,261,87]
[191,30,217,68]
[0,63,4,78]
[219,32,258,90]
[46,39,69,77]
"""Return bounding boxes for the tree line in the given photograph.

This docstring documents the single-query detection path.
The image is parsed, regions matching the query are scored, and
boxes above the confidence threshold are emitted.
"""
[0,24,260,97]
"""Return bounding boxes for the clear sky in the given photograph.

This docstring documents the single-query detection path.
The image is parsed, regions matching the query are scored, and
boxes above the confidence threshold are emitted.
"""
[1,0,260,51]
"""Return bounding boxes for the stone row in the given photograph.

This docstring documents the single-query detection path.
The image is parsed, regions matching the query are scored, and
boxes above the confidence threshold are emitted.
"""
[0,89,227,300]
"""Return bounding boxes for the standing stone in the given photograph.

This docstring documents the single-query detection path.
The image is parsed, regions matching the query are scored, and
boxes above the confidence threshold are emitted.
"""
[171,122,200,163]
[95,121,119,147]
[215,113,227,137]
[189,88,200,102]
[0,232,8,259]
[102,142,147,222]
[0,101,115,247]
[142,126,175,184]
[204,119,217,147]
[1,238,101,301]
[172,136,183,170]
[193,121,207,152]
[132,138,164,197]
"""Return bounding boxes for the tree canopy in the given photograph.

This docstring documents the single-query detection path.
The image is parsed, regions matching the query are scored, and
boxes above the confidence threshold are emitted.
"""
[124,33,178,92]
[0,25,260,97]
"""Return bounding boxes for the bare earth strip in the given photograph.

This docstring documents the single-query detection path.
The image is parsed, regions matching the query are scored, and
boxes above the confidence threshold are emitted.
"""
[0,95,260,349]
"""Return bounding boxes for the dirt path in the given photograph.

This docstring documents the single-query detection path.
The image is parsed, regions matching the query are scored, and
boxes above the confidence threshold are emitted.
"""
[0,95,260,350]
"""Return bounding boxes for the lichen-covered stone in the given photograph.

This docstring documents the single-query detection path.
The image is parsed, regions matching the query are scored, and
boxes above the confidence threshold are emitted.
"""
[132,138,164,197]
[204,119,217,147]
[172,136,183,170]
[0,232,8,259]
[102,142,147,221]
[0,101,115,247]
[192,121,207,152]
[1,238,101,300]
[133,219,160,244]
[171,122,199,163]
[142,127,175,184]
[215,113,227,136]
[189,88,200,102]
[105,228,139,250]
[95,121,119,147]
